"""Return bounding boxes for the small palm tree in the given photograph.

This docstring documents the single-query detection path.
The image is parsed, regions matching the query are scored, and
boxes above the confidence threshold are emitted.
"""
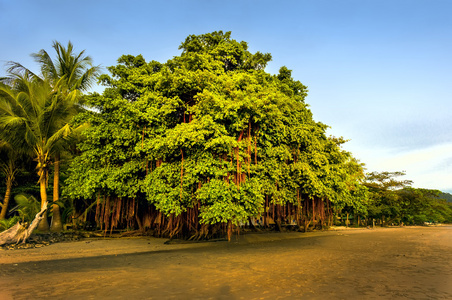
[0,139,19,220]
[13,194,41,224]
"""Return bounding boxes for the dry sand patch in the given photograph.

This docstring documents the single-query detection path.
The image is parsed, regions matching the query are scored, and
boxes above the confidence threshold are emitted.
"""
[1,226,451,299]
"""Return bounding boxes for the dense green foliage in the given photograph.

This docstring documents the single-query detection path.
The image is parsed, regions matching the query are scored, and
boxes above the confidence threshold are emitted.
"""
[438,192,452,203]
[1,33,451,238]
[364,172,452,225]
[64,32,371,238]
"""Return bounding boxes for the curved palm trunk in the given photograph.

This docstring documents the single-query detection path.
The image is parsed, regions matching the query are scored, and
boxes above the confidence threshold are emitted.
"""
[37,178,50,231]
[0,159,17,220]
[37,153,49,232]
[50,152,63,232]
[0,177,13,220]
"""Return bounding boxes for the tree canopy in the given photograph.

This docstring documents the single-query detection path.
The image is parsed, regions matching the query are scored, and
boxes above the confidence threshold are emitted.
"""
[65,31,369,239]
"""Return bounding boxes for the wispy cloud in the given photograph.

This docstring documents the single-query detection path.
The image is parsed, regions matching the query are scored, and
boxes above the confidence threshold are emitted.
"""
[345,141,452,192]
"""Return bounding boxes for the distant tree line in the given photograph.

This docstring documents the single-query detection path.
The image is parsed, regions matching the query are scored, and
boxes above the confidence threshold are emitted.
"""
[1,32,451,239]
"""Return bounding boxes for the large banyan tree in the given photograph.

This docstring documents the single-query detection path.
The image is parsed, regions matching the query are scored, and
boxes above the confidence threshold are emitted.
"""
[65,31,368,240]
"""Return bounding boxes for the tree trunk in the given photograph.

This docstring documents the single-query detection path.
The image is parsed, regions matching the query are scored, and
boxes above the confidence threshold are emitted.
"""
[247,217,259,231]
[0,158,17,220]
[311,198,316,228]
[227,220,232,241]
[275,219,283,232]
[0,177,13,220]
[135,213,144,232]
[0,202,48,245]
[37,157,49,232]
[50,152,63,232]
[303,219,311,232]
[264,195,269,228]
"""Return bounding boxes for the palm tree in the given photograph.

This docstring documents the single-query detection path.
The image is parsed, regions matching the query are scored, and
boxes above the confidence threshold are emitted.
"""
[0,140,19,220]
[31,41,100,93]
[0,85,29,221]
[35,41,100,232]
[3,41,100,232]
[0,72,79,231]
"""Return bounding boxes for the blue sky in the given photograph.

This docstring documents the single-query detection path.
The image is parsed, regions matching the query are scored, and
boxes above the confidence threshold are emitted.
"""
[1,0,451,192]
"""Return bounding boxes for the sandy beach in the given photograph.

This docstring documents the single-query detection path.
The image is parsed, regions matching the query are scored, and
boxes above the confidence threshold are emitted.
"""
[1,226,451,299]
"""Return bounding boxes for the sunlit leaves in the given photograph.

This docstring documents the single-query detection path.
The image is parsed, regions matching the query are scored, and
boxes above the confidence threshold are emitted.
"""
[65,31,369,228]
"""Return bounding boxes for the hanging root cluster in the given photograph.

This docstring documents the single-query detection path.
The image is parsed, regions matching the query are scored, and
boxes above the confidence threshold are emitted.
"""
[87,192,333,240]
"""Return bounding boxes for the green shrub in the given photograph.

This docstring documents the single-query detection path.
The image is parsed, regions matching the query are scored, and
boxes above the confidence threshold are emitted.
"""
[0,216,20,232]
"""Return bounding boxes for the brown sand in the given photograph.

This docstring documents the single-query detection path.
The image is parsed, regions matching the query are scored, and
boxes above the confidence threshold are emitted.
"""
[0,226,451,299]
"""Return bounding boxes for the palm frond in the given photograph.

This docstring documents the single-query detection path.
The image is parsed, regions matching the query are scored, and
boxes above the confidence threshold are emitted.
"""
[0,115,26,127]
[49,41,99,92]
[5,61,39,79]
[0,83,18,101]
[45,123,71,152]
[31,49,57,83]
[13,194,40,223]
[1,41,95,165]
[0,216,21,232]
